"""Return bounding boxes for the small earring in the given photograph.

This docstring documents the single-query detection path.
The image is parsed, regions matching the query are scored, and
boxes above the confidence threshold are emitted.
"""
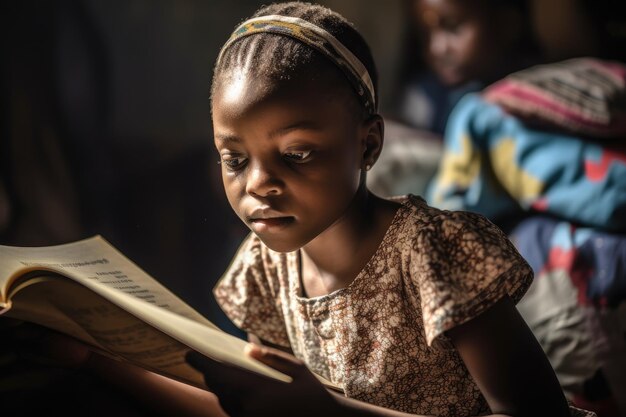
[364,164,372,171]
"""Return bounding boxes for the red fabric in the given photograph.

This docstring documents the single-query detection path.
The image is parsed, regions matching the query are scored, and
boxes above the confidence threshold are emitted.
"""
[483,58,626,138]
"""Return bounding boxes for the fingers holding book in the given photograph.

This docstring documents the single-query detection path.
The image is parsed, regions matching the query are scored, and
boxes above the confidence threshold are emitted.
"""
[186,343,340,417]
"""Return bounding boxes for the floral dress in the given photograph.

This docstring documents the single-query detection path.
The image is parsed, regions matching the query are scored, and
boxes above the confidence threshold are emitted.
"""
[214,195,595,417]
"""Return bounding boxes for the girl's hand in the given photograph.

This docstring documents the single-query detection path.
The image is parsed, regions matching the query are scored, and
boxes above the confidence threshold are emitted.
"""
[186,343,341,417]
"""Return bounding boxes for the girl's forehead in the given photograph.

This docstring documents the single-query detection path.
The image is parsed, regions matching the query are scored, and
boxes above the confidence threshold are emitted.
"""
[213,64,357,116]
[214,75,316,117]
[218,67,264,105]
[211,74,364,142]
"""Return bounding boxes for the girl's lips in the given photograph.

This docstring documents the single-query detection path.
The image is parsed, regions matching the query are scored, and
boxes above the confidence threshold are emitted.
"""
[250,216,295,231]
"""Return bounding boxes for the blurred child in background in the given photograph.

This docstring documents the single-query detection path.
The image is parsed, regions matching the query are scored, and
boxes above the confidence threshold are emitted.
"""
[391,0,542,135]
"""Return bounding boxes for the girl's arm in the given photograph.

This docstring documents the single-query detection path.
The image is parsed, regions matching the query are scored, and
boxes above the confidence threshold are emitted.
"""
[446,295,571,417]
[330,391,432,417]
[85,353,227,417]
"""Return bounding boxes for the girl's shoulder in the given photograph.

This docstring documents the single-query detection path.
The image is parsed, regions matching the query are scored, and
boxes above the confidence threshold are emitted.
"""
[389,194,502,239]
[388,193,530,281]
[390,195,534,348]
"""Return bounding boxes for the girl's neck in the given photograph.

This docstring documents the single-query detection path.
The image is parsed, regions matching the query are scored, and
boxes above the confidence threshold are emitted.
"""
[300,187,400,297]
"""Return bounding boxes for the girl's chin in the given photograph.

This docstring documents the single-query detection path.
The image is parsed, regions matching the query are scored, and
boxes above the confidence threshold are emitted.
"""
[253,232,303,254]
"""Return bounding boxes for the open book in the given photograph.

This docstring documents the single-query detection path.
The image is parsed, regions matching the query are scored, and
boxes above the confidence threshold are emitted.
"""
[0,236,341,391]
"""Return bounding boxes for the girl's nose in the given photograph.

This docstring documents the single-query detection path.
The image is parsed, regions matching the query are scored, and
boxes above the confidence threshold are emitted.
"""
[245,161,283,197]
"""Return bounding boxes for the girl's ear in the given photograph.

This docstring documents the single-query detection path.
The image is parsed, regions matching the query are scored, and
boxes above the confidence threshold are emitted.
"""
[361,114,384,171]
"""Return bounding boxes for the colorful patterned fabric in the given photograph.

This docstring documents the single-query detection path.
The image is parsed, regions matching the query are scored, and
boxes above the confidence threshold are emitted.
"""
[510,216,626,308]
[217,15,377,114]
[511,216,626,412]
[427,93,626,232]
[483,58,626,138]
[215,195,539,416]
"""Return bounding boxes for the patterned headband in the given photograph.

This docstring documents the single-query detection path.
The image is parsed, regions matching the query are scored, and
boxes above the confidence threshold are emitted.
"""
[217,15,377,114]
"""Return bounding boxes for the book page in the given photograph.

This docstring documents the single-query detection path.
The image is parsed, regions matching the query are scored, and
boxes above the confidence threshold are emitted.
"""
[89,284,345,389]
[5,276,207,386]
[0,236,215,329]
[6,272,292,385]
[0,236,342,391]
[90,280,293,383]
[0,237,294,385]
[5,277,104,348]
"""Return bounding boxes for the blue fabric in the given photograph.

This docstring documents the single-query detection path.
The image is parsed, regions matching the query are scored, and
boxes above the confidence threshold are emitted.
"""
[427,93,626,232]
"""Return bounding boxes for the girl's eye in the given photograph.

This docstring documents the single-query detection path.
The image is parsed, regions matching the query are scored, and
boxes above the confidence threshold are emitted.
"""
[283,150,312,162]
[219,155,248,171]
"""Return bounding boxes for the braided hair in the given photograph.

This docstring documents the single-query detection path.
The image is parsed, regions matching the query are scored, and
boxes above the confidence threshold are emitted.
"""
[211,2,378,120]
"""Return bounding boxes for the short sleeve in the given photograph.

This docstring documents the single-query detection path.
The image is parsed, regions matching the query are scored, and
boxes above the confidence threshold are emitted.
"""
[213,233,290,347]
[412,210,533,349]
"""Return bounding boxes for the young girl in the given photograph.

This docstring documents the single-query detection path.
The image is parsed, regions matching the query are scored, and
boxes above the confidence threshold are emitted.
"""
[183,2,594,416]
[13,2,594,416]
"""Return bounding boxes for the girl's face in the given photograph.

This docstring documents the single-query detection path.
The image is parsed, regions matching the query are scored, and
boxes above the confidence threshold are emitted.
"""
[413,0,507,86]
[212,69,369,253]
